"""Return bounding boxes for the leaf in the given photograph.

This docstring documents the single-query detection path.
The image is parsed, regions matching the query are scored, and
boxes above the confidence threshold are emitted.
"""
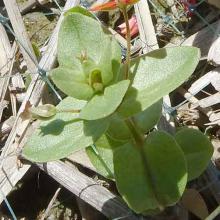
[98,36,114,85]
[133,99,162,133]
[86,134,123,179]
[80,80,130,120]
[64,6,96,18]
[30,104,57,119]
[50,67,94,100]
[57,13,121,80]
[23,97,109,162]
[107,114,132,141]
[114,131,187,214]
[117,47,200,117]
[175,128,213,181]
[32,42,41,59]
[107,100,162,141]
[181,188,209,219]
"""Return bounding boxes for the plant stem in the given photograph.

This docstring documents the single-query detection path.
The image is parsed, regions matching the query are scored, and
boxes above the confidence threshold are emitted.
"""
[121,7,131,79]
[125,118,145,147]
[125,118,164,211]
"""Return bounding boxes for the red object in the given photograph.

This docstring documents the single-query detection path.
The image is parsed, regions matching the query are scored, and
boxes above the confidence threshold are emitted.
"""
[90,0,140,11]
[117,16,139,37]
[180,0,197,16]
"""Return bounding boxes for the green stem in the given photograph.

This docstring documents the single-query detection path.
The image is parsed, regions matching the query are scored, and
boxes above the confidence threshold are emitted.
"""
[121,7,131,79]
[125,118,145,147]
[125,118,164,210]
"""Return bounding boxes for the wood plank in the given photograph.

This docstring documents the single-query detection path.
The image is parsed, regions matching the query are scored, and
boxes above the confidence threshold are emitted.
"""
[0,0,80,203]
[166,20,220,58]
[37,161,142,220]
[3,0,37,72]
[0,24,16,121]
[135,0,158,53]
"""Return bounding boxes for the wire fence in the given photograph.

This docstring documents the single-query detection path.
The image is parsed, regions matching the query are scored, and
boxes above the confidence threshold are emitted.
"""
[0,0,220,219]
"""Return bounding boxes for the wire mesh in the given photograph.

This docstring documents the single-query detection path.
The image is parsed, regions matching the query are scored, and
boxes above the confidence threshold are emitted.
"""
[0,0,220,219]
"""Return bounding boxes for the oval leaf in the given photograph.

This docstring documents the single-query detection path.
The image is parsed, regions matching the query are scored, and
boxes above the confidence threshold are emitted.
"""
[133,99,162,133]
[114,131,187,213]
[181,189,209,219]
[80,80,130,120]
[30,104,57,119]
[107,114,132,141]
[175,128,213,181]
[107,100,162,141]
[50,67,94,100]
[117,47,200,117]
[86,134,123,179]
[57,13,121,79]
[23,97,109,162]
[64,6,96,18]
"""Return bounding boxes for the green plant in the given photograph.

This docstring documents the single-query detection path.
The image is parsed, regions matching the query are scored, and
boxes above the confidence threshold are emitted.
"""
[23,5,213,215]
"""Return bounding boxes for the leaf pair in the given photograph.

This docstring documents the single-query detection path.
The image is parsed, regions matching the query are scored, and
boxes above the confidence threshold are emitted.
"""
[23,97,109,162]
[88,128,213,214]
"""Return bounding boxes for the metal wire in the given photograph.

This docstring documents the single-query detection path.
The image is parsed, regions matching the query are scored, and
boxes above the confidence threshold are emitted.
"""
[0,189,17,220]
[0,14,62,101]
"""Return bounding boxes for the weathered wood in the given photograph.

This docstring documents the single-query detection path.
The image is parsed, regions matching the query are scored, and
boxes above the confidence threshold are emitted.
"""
[208,36,220,66]
[37,161,142,220]
[40,187,61,220]
[183,20,220,58]
[167,20,220,58]
[0,0,80,204]
[198,92,220,108]
[0,116,15,137]
[38,0,51,5]
[189,67,220,94]
[135,0,158,53]
[9,73,26,103]
[3,0,37,72]
[0,24,16,121]
[208,0,220,9]
[190,8,220,34]
[19,0,37,15]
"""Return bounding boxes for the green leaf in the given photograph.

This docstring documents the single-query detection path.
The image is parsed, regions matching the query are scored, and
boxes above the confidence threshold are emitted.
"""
[86,134,123,179]
[107,114,132,141]
[175,128,213,181]
[30,104,57,119]
[107,100,162,141]
[32,42,41,59]
[80,80,130,120]
[50,67,94,100]
[23,97,109,162]
[64,6,96,18]
[117,47,200,117]
[114,131,187,214]
[98,36,114,85]
[57,13,121,80]
[133,99,162,133]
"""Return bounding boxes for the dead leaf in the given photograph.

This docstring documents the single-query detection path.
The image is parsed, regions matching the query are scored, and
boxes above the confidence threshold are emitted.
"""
[20,101,32,120]
[207,0,220,9]
[181,188,209,219]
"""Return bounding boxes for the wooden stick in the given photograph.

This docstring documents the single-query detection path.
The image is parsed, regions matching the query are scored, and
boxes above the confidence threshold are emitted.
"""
[19,0,38,15]
[166,20,220,58]
[37,161,142,220]
[0,24,17,121]
[3,0,37,72]
[134,0,158,53]
[0,0,80,204]
[40,187,61,220]
[0,116,15,137]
